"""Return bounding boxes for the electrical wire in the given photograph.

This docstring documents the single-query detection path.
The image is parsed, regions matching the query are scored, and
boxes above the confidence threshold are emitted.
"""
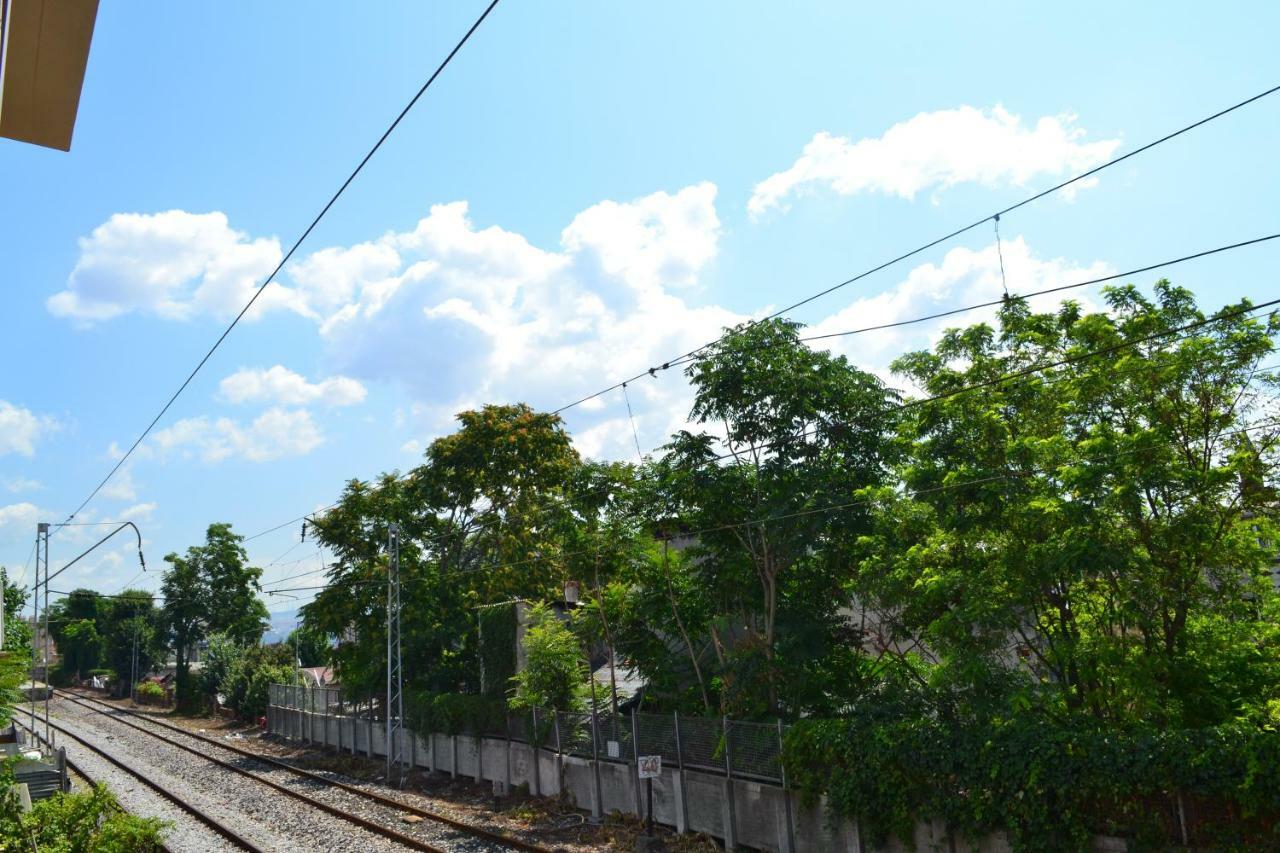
[253,308,1280,593]
[552,82,1280,415]
[58,0,504,528]
[262,414,1280,599]
[260,300,1280,597]
[239,230,1280,544]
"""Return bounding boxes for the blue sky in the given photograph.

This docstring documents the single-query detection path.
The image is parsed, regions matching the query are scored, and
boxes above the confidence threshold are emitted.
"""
[2,1,1278,620]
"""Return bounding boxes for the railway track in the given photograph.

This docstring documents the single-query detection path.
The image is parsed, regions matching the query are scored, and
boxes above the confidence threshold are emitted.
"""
[16,714,262,852]
[54,689,553,853]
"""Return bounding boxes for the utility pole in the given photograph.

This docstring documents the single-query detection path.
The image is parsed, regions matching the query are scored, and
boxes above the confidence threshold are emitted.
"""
[29,526,44,739]
[130,619,139,701]
[386,523,404,784]
[37,523,50,746]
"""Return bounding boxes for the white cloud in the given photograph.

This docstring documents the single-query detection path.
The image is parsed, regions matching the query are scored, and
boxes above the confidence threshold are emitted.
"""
[150,408,323,463]
[219,366,367,408]
[47,210,299,324]
[4,477,42,494]
[99,463,139,502]
[0,401,58,456]
[316,186,738,429]
[0,502,40,533]
[748,106,1122,217]
[561,182,720,292]
[118,502,157,522]
[807,236,1113,381]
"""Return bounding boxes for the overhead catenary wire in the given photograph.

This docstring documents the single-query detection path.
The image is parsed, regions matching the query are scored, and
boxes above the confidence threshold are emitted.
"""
[262,299,1280,598]
[252,295,1280,593]
[239,229,1280,545]
[551,81,1280,415]
[262,414,1280,600]
[233,85,1280,543]
[57,0,504,529]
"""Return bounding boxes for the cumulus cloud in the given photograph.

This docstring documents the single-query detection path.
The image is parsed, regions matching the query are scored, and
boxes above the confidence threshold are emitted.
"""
[219,366,367,408]
[118,502,158,522]
[58,182,1114,469]
[0,401,58,456]
[808,236,1113,381]
[748,106,1122,217]
[99,462,139,502]
[0,502,40,533]
[4,477,42,494]
[46,210,298,324]
[150,408,323,463]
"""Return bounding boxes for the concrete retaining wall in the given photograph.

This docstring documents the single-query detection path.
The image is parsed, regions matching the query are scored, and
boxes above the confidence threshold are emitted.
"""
[266,705,1060,852]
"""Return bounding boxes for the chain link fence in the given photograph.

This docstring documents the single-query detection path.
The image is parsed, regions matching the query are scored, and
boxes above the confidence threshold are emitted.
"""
[271,684,790,784]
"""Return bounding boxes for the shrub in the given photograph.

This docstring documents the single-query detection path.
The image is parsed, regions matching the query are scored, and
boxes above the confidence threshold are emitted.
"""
[134,681,166,705]
[406,690,507,736]
[508,602,588,713]
[785,713,1280,850]
[0,780,167,850]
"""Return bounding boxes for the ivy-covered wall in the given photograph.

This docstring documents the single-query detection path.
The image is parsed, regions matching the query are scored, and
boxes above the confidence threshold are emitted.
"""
[477,601,517,698]
[785,714,1280,851]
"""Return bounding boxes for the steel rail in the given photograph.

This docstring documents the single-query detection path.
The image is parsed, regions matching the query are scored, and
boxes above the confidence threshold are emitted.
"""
[17,714,261,851]
[57,690,547,852]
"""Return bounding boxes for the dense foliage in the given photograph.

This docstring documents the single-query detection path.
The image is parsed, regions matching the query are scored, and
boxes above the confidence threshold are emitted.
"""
[161,523,269,708]
[45,587,164,696]
[202,632,297,718]
[0,780,166,852]
[284,286,1279,847]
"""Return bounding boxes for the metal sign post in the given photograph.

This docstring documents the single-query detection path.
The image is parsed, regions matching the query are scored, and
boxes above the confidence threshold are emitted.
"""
[638,754,661,836]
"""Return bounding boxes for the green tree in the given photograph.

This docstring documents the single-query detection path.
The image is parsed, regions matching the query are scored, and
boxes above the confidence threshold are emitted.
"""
[100,590,163,698]
[648,318,897,715]
[1,575,31,656]
[161,524,269,709]
[303,403,583,700]
[286,625,329,668]
[509,603,586,712]
[59,619,101,681]
[855,284,1280,726]
[0,779,166,851]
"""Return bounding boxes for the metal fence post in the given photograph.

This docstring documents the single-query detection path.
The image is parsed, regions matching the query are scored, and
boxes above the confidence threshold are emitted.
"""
[778,718,795,853]
[630,709,644,818]
[673,710,688,833]
[505,712,513,792]
[590,709,603,819]
[366,692,374,759]
[553,709,563,795]
[723,715,737,850]
[531,707,541,796]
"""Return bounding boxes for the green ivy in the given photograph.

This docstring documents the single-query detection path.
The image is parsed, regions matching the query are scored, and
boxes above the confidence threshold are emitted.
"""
[785,713,1280,850]
[478,602,517,698]
[405,689,507,736]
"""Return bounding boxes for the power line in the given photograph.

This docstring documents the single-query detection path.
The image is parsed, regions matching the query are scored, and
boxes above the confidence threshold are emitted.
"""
[262,300,1280,599]
[262,415,1280,600]
[251,304,1280,591]
[661,232,1280,374]
[239,230,1280,544]
[58,0,504,528]
[552,82,1280,415]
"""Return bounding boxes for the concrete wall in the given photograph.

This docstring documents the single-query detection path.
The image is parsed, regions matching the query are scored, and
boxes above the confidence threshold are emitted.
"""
[268,704,1098,852]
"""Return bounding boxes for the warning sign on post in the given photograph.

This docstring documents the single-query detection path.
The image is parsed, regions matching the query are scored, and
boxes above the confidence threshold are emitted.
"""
[637,754,662,779]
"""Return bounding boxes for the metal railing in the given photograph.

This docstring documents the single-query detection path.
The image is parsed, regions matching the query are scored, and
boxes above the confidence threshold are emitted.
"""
[269,684,788,784]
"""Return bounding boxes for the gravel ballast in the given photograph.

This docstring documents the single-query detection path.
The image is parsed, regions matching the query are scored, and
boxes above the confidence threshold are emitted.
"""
[50,696,525,852]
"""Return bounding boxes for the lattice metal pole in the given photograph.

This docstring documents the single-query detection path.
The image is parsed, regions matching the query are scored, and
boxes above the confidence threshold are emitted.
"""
[386,523,405,784]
